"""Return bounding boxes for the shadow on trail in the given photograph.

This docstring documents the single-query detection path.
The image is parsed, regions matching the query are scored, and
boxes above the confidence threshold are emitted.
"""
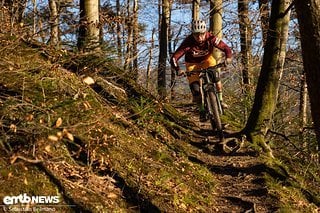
[187,153,281,212]
[180,109,283,212]
[190,140,258,157]
[191,126,259,157]
[223,196,256,212]
[208,163,266,177]
[193,128,216,136]
[187,155,266,177]
[64,137,161,213]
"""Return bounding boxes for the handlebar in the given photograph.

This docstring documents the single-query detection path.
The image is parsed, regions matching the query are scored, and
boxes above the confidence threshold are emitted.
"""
[186,62,226,76]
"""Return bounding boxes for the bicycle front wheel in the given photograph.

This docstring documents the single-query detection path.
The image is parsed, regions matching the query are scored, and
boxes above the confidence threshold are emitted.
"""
[206,91,223,140]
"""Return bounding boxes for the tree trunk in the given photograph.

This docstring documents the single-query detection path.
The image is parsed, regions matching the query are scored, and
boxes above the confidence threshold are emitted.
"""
[242,0,291,157]
[49,0,59,47]
[259,0,269,46]
[209,0,223,62]
[238,0,252,86]
[294,0,320,159]
[78,0,100,52]
[116,0,123,63]
[157,0,170,98]
[4,0,27,28]
[299,71,308,147]
[132,0,139,80]
[169,25,183,101]
[192,0,200,20]
[167,4,175,100]
[33,0,37,35]
[124,0,133,71]
[147,28,155,91]
[238,0,253,122]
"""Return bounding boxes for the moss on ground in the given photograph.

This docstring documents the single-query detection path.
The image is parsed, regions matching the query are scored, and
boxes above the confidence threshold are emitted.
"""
[0,37,319,212]
[0,39,219,212]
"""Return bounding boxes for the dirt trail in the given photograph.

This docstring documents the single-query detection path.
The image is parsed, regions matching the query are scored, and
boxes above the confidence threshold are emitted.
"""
[175,103,279,212]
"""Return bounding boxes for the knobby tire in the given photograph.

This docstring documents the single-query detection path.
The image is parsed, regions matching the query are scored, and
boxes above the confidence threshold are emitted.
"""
[207,91,224,140]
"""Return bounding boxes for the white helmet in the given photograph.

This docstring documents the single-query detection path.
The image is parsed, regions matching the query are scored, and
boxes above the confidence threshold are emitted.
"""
[192,20,206,33]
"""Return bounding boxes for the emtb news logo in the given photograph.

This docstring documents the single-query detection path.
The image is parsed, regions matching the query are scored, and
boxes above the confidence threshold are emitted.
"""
[3,193,60,205]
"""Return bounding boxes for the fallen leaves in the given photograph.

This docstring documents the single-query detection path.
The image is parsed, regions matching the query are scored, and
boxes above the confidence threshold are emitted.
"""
[48,117,75,142]
[9,124,17,133]
[64,129,74,141]
[107,193,118,199]
[83,76,95,85]
[83,101,92,110]
[44,145,51,153]
[25,114,34,121]
[55,117,63,128]
[48,128,74,142]
[48,135,59,142]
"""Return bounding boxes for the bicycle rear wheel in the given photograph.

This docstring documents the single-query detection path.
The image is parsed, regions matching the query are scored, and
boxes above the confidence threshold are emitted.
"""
[206,91,224,140]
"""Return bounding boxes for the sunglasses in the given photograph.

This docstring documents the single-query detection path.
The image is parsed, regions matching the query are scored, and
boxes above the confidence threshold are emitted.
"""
[193,32,206,37]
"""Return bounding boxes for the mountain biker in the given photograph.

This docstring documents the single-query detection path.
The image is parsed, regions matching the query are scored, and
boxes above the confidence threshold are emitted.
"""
[170,19,232,122]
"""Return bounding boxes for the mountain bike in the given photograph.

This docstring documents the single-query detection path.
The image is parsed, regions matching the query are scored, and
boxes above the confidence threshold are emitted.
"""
[187,62,226,141]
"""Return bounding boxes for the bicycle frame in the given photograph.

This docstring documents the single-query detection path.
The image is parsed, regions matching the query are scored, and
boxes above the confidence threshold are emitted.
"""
[188,62,226,140]
[199,69,224,116]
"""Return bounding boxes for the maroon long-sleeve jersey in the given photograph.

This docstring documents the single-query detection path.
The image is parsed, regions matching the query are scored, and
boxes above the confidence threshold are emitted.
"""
[170,32,232,72]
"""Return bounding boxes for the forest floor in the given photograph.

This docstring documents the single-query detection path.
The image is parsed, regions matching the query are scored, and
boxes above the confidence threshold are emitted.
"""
[174,103,279,212]
[1,39,319,212]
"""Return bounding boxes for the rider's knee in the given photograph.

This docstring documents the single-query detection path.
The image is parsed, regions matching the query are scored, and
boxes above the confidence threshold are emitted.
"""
[189,82,200,96]
[212,70,220,82]
[216,81,222,91]
[190,82,201,104]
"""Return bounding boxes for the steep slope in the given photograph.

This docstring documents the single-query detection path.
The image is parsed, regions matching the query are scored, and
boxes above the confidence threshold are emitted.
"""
[0,39,319,212]
[0,40,221,212]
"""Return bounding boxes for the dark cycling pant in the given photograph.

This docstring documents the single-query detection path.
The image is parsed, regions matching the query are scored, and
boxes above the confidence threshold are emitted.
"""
[190,82,201,104]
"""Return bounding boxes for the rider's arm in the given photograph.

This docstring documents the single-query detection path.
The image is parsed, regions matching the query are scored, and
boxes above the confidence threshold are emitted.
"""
[170,48,185,73]
[170,37,191,74]
[209,35,232,61]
